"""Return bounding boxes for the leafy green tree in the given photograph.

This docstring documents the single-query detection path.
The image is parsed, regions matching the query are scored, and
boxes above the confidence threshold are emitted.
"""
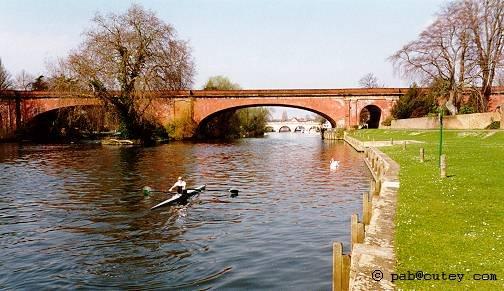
[203,75,241,90]
[236,107,270,137]
[200,76,268,138]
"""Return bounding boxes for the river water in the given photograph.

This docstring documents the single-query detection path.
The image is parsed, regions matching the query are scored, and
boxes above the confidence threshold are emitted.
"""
[0,133,370,290]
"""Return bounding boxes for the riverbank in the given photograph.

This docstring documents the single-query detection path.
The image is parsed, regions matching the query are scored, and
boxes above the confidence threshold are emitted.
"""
[349,129,503,290]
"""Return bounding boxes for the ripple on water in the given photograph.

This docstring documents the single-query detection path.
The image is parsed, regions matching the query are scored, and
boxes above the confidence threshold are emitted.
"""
[0,134,370,289]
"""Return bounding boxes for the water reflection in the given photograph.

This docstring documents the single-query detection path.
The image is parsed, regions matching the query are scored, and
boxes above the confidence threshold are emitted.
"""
[0,133,370,290]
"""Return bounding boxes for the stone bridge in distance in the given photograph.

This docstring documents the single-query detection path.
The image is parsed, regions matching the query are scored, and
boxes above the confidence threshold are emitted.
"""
[1,87,503,138]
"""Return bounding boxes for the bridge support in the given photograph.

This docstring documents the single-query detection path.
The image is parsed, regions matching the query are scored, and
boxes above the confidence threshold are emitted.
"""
[15,93,22,130]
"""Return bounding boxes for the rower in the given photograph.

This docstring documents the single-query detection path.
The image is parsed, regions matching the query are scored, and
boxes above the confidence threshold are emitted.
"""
[169,176,187,194]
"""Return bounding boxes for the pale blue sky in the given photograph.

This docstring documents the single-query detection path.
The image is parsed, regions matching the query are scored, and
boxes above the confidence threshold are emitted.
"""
[0,0,447,89]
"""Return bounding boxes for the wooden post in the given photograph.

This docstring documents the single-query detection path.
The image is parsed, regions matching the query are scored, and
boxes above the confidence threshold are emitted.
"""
[440,154,447,178]
[363,192,371,225]
[390,138,393,145]
[332,242,342,291]
[332,242,350,291]
[420,147,425,163]
[403,141,406,150]
[375,179,381,196]
[351,213,365,248]
[342,254,350,291]
[500,106,504,129]
[357,222,365,243]
[351,213,358,249]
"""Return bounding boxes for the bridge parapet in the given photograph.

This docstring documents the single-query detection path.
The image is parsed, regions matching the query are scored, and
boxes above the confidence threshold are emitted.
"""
[1,87,503,140]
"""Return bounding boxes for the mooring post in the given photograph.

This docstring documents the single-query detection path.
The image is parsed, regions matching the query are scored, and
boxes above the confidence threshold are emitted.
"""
[440,154,447,178]
[501,106,504,129]
[332,242,350,291]
[375,179,381,196]
[351,214,358,249]
[363,192,371,225]
[420,147,425,163]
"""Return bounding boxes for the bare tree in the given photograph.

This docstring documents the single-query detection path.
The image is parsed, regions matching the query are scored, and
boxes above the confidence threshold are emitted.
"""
[0,58,13,90]
[462,0,504,110]
[64,4,194,142]
[389,1,473,114]
[390,0,503,113]
[358,73,381,88]
[14,70,34,90]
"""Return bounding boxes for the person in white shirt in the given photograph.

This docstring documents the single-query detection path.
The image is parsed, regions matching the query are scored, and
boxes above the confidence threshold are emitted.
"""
[169,176,187,194]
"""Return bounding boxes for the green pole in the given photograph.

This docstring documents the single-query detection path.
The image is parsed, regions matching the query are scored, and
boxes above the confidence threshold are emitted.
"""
[438,108,444,167]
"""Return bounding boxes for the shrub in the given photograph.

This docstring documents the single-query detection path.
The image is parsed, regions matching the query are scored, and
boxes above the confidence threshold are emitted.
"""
[486,121,500,129]
[459,105,476,114]
[391,84,436,119]
[166,109,197,140]
[381,116,393,126]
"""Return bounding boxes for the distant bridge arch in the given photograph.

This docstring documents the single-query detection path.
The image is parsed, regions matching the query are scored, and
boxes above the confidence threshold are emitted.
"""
[279,126,291,132]
[266,120,324,133]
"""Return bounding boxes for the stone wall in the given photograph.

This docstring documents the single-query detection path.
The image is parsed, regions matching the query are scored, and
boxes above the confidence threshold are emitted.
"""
[391,112,500,129]
[342,135,400,291]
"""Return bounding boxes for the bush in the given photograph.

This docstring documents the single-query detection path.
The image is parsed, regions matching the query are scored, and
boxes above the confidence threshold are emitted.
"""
[391,84,436,119]
[486,121,500,129]
[459,105,476,114]
[381,116,393,126]
[166,109,197,140]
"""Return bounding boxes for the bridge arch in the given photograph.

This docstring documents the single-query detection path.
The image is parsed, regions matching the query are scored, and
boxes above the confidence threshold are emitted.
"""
[264,126,275,132]
[359,105,382,128]
[22,104,114,141]
[195,103,339,135]
[279,126,291,132]
[294,125,305,132]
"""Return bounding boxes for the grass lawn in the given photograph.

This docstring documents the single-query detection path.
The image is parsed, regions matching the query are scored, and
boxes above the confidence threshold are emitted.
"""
[350,129,504,290]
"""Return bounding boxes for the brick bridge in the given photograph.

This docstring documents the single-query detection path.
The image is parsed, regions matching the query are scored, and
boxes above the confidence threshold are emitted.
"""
[1,88,503,138]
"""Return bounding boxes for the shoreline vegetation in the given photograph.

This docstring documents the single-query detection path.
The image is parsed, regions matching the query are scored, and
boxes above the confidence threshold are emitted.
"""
[349,129,503,290]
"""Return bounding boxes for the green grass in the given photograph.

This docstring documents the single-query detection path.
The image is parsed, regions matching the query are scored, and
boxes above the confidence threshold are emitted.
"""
[350,129,504,290]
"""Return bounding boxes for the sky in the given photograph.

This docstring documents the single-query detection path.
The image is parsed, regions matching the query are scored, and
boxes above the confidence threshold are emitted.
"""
[0,0,447,117]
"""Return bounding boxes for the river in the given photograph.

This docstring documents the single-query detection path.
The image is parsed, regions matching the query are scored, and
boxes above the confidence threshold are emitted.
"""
[0,133,370,290]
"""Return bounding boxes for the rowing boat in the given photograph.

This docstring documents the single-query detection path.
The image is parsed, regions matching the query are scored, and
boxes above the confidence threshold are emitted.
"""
[150,185,206,210]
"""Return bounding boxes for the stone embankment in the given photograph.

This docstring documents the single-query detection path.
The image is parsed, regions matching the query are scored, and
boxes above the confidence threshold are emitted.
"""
[332,135,400,290]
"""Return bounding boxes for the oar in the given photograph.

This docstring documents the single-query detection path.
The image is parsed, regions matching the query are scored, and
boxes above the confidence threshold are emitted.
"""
[142,186,177,196]
[188,188,239,195]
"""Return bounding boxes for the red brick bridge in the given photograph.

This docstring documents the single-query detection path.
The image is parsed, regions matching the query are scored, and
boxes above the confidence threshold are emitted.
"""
[1,88,503,138]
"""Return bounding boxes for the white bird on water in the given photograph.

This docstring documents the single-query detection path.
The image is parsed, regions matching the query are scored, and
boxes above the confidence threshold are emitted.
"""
[330,159,340,170]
